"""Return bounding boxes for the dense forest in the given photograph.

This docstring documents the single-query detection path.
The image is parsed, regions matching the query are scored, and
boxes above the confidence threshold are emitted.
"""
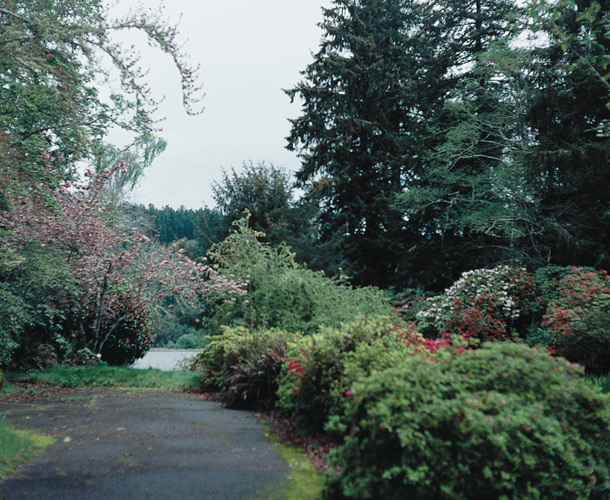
[146,0,610,293]
[286,0,610,291]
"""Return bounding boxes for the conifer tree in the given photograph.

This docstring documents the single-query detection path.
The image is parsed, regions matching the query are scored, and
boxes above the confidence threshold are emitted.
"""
[287,0,447,287]
[290,0,610,289]
[288,0,527,288]
[395,0,532,286]
[526,0,610,268]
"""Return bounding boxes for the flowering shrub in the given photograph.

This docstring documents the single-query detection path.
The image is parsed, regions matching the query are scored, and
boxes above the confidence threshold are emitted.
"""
[0,160,247,364]
[541,268,610,333]
[416,265,537,342]
[97,293,153,366]
[393,323,456,357]
[538,267,610,374]
[276,316,452,435]
[324,342,610,500]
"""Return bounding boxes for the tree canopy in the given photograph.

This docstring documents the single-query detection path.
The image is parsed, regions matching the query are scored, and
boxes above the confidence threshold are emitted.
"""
[0,0,202,196]
[288,0,610,289]
[0,0,214,367]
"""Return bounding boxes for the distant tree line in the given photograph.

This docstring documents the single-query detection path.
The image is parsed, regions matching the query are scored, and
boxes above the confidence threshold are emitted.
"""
[134,162,342,272]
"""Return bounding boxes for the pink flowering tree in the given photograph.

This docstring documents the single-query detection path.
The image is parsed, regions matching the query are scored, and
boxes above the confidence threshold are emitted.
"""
[0,159,247,363]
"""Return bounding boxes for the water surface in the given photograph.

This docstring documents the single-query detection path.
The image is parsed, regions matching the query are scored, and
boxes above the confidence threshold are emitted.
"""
[132,349,202,371]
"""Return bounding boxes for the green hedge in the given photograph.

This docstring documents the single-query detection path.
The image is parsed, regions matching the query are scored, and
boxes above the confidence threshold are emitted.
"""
[325,342,610,500]
[191,326,302,409]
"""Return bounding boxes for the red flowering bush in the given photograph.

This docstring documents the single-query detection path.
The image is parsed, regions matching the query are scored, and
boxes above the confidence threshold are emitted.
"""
[276,316,451,435]
[97,293,153,366]
[541,268,610,332]
[416,266,537,343]
[538,267,610,375]
[393,322,456,358]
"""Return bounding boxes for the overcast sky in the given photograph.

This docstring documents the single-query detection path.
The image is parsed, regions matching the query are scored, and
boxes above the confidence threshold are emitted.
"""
[108,0,330,209]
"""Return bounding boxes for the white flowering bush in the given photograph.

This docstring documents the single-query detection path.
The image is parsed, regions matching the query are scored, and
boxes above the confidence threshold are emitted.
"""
[416,266,538,342]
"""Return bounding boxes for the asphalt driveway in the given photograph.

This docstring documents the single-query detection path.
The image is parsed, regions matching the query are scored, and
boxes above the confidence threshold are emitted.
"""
[0,388,290,500]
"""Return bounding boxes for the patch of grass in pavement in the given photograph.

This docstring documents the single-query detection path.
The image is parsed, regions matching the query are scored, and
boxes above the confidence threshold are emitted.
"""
[6,365,201,389]
[0,418,55,480]
[0,383,23,395]
[259,423,323,500]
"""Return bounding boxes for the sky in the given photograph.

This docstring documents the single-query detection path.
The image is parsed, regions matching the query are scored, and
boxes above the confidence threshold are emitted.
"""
[108,0,330,210]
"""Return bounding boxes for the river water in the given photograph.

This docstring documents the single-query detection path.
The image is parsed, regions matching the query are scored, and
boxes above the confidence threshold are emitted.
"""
[131,349,202,371]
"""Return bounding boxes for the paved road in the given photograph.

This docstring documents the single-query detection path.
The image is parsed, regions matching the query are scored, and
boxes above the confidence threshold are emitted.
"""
[0,389,290,500]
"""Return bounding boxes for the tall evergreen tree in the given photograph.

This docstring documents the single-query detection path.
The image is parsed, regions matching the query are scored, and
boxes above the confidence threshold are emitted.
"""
[287,0,447,287]
[526,0,610,268]
[288,0,528,288]
[395,0,532,287]
[290,0,610,289]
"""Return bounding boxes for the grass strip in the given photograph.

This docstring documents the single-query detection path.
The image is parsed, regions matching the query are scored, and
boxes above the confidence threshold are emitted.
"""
[6,365,201,389]
[0,419,55,480]
[258,422,324,500]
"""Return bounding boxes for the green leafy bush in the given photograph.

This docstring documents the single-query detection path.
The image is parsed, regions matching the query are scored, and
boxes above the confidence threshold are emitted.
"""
[0,370,4,392]
[324,342,610,500]
[191,326,302,409]
[0,285,28,366]
[276,316,450,435]
[0,245,73,368]
[203,215,391,334]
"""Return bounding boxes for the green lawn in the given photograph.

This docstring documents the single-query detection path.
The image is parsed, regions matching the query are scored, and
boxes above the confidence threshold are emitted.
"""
[6,364,201,389]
